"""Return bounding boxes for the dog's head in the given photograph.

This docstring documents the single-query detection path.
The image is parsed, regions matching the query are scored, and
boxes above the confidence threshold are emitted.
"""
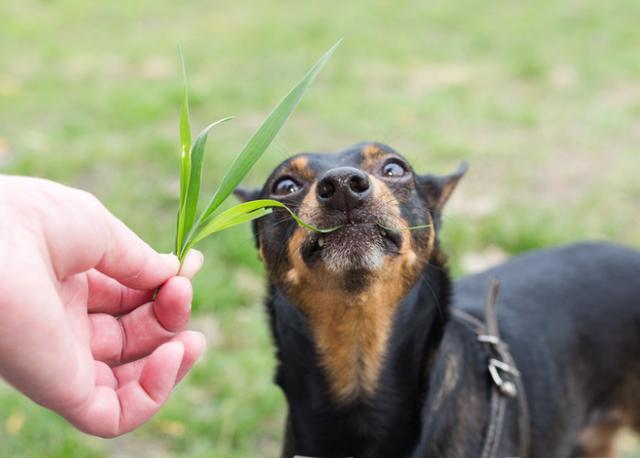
[236,142,466,293]
[236,142,466,402]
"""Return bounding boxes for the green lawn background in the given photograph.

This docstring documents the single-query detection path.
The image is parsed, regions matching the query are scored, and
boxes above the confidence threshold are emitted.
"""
[1,1,640,456]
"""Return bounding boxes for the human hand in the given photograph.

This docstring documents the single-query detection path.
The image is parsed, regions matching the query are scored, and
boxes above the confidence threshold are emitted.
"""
[0,175,206,437]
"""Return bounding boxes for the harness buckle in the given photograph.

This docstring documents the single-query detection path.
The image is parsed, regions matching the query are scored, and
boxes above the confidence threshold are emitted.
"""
[488,358,519,398]
[477,334,501,345]
[478,334,520,397]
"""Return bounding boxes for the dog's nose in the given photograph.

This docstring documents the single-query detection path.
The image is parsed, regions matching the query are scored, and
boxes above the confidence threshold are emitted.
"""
[316,167,371,211]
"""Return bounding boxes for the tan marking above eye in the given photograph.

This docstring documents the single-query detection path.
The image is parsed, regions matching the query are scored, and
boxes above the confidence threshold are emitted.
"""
[361,144,387,171]
[362,143,384,158]
[360,144,414,180]
[288,156,315,181]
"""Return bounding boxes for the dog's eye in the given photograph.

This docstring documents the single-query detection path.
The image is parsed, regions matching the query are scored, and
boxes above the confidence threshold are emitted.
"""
[382,160,407,178]
[272,177,301,196]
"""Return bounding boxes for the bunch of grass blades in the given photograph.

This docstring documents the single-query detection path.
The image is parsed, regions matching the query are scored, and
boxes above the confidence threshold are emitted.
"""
[174,41,341,266]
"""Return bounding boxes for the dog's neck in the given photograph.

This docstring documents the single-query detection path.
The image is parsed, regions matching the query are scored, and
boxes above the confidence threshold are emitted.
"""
[267,250,452,457]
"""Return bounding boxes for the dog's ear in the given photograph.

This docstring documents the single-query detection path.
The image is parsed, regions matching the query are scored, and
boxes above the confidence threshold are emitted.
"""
[233,187,261,202]
[417,161,468,209]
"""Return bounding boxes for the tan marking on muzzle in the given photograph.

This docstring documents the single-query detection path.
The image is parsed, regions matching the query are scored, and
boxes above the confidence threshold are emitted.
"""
[368,175,401,224]
[257,229,266,262]
[426,211,436,257]
[297,181,320,223]
[286,268,300,285]
[285,226,309,283]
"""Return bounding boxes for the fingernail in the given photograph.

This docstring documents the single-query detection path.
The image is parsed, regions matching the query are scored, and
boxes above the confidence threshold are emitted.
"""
[192,249,204,266]
[192,331,207,357]
[161,253,180,273]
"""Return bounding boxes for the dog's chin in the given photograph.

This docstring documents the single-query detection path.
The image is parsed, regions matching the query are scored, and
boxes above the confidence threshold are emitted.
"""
[302,223,402,273]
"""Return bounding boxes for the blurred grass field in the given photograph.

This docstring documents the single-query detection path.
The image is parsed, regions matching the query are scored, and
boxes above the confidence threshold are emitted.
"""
[2,1,640,457]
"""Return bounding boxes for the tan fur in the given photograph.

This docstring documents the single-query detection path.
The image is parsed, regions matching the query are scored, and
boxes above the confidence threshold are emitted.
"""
[297,182,320,223]
[576,412,622,457]
[431,353,460,412]
[361,144,386,171]
[257,231,266,262]
[282,177,433,403]
[286,268,299,285]
[287,239,424,403]
[575,376,640,457]
[288,155,315,181]
[425,211,436,256]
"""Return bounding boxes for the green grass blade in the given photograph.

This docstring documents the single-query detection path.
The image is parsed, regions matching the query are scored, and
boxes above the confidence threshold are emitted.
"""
[179,47,192,161]
[188,207,273,248]
[197,40,341,224]
[181,116,234,254]
[256,199,340,233]
[176,46,192,254]
[211,199,340,233]
[185,200,277,252]
[211,207,273,233]
[183,198,341,256]
[202,199,276,228]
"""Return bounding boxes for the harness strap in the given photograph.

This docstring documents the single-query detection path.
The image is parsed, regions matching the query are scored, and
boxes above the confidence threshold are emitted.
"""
[453,279,530,458]
[483,389,506,458]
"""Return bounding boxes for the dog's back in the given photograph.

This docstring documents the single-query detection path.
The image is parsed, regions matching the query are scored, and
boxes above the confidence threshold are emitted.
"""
[454,242,640,457]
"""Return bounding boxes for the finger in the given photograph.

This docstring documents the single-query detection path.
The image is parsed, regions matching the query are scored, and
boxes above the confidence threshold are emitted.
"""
[32,180,179,288]
[175,330,206,382]
[86,269,154,314]
[113,331,206,387]
[152,276,192,331]
[178,249,204,279]
[66,341,184,437]
[90,277,192,365]
[95,216,180,289]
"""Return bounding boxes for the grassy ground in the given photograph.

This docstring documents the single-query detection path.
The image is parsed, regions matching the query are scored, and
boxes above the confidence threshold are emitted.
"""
[1,1,640,456]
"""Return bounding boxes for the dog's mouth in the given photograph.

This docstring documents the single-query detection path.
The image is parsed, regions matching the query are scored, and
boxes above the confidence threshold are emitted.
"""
[301,221,402,272]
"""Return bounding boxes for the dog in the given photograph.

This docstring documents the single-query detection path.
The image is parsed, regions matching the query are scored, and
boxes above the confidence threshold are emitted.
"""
[234,142,640,458]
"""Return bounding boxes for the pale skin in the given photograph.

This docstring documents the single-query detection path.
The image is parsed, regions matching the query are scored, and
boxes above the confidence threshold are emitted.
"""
[0,175,206,437]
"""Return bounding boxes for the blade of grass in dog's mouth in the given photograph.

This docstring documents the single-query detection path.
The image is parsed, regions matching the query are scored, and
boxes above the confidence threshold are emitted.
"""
[189,199,341,247]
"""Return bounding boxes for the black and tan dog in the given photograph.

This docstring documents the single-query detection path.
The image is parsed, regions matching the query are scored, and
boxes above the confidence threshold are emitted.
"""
[235,142,640,458]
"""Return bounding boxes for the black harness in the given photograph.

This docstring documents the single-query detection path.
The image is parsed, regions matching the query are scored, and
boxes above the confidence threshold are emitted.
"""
[452,279,530,458]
